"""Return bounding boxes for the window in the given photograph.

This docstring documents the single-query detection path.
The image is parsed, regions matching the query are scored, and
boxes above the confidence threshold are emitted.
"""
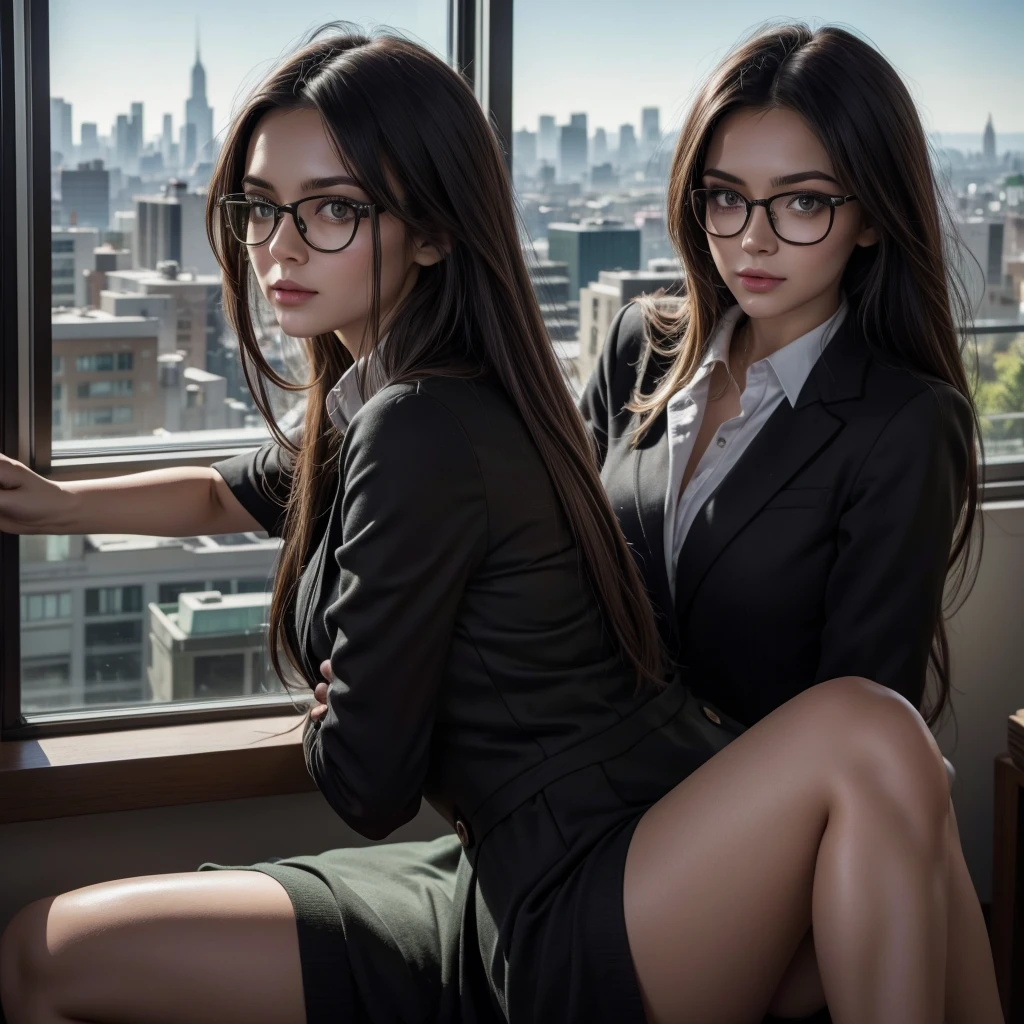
[511,0,1024,409]
[85,585,143,616]
[5,0,452,734]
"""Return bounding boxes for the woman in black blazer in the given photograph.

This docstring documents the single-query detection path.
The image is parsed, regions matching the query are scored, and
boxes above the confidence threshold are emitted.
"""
[0,23,1001,1024]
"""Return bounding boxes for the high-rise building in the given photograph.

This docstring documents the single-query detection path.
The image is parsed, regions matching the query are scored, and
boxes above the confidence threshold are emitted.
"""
[134,180,218,276]
[181,122,197,170]
[114,114,131,168]
[61,160,110,231]
[185,33,215,167]
[577,265,683,383]
[51,227,100,308]
[983,114,997,164]
[547,218,642,297]
[161,114,174,165]
[618,124,638,167]
[559,114,588,183]
[592,128,608,167]
[538,115,558,164]
[513,129,538,179]
[50,97,73,164]
[129,102,144,165]
[641,107,661,150]
[80,123,99,162]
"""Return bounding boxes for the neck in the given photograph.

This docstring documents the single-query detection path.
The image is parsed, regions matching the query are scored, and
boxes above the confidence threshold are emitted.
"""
[742,284,842,366]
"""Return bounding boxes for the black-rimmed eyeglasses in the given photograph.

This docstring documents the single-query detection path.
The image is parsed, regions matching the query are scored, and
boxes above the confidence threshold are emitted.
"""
[690,188,858,246]
[216,193,376,253]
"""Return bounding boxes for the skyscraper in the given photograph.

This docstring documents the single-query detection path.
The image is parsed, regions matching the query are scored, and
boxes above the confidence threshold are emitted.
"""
[50,97,73,163]
[161,114,174,164]
[983,114,996,163]
[618,124,638,167]
[641,107,660,149]
[185,30,215,168]
[538,115,558,164]
[592,127,608,165]
[128,102,144,166]
[559,113,588,182]
[61,160,110,231]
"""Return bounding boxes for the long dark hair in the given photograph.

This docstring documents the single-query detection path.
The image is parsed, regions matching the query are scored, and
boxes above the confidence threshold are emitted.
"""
[206,24,663,693]
[631,23,980,726]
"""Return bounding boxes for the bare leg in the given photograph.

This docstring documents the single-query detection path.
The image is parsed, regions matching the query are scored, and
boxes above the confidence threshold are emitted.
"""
[767,799,1003,1023]
[623,676,1003,1024]
[0,871,305,1024]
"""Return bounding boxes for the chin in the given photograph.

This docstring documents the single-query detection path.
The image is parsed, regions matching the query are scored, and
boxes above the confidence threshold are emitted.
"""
[730,289,798,321]
[273,309,338,339]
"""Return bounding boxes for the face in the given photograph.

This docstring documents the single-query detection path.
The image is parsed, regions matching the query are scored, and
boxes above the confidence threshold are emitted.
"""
[699,106,877,329]
[240,106,443,354]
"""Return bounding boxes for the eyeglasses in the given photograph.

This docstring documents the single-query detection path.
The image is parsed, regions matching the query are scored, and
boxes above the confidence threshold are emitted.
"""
[690,188,858,246]
[216,193,376,253]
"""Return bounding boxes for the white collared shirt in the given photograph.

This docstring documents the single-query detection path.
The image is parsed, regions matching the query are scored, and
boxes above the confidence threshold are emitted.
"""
[325,358,367,433]
[663,302,848,597]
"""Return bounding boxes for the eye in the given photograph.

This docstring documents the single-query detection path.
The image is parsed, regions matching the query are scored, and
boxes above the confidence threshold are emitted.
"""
[247,196,276,220]
[316,198,357,222]
[712,189,745,208]
[786,193,826,215]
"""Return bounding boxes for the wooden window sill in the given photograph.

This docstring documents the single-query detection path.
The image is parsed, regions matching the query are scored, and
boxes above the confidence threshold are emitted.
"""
[0,714,316,824]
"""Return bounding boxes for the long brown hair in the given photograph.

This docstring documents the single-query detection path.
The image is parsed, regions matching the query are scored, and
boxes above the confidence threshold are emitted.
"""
[630,23,980,726]
[206,24,663,693]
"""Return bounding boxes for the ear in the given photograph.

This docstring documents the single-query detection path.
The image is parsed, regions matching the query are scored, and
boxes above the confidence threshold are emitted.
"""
[855,218,879,249]
[411,234,450,268]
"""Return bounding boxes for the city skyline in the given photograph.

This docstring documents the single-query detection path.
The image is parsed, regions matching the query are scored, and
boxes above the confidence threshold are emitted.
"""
[50,0,1024,152]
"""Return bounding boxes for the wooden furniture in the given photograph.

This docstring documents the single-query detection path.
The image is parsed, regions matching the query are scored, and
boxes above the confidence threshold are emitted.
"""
[994,752,1024,1022]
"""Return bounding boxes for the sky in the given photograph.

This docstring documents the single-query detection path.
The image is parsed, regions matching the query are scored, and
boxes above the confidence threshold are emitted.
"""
[50,0,1024,149]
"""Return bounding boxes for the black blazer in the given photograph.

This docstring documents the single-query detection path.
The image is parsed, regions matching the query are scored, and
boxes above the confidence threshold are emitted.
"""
[213,374,668,843]
[580,302,973,726]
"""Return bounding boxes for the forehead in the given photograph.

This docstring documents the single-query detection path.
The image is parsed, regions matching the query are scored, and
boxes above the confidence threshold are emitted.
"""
[244,107,348,183]
[703,107,834,183]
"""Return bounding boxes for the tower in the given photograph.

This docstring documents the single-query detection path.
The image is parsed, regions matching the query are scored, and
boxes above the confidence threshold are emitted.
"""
[184,22,214,168]
[983,114,996,163]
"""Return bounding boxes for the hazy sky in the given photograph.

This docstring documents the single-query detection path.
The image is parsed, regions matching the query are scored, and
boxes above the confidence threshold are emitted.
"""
[50,0,1023,147]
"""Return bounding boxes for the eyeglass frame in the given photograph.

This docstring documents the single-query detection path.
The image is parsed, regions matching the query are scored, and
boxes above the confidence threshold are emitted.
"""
[216,192,378,253]
[690,187,858,246]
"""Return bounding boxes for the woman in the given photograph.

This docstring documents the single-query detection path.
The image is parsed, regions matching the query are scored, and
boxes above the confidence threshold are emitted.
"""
[0,23,1002,1024]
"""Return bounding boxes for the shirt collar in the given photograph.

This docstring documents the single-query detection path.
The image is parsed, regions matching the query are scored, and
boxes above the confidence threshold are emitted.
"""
[763,300,848,406]
[325,358,365,433]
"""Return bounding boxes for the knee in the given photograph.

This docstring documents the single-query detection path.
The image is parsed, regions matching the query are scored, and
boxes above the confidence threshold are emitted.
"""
[804,676,951,829]
[0,898,59,1022]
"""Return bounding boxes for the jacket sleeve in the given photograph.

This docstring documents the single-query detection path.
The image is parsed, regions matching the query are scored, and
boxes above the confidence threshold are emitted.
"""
[815,384,973,708]
[578,302,635,471]
[209,429,302,538]
[305,390,487,839]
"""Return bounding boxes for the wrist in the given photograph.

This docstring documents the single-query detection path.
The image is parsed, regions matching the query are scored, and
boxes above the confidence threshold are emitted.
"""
[51,481,83,533]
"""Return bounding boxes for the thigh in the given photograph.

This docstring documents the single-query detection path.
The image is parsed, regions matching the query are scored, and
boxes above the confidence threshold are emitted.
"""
[2,870,305,1024]
[622,676,947,1024]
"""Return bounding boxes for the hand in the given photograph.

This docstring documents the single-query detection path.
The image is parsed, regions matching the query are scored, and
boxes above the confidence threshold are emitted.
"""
[0,453,75,534]
[310,659,332,722]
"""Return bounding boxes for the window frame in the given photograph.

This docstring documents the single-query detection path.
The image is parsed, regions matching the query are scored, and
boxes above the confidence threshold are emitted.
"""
[0,0,511,740]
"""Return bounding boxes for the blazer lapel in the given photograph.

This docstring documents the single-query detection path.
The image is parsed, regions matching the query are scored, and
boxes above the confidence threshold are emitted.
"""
[674,314,870,621]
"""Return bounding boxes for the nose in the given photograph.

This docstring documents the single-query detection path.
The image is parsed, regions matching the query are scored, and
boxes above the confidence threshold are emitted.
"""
[266,208,309,265]
[741,203,779,257]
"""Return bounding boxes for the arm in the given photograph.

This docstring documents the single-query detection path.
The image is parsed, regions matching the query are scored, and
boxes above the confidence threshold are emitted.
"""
[305,390,487,840]
[815,385,973,707]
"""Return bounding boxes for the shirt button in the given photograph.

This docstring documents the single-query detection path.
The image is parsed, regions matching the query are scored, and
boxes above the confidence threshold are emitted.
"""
[716,437,727,448]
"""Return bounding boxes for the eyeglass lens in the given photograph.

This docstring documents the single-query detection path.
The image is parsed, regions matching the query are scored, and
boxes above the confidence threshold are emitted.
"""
[697,189,836,244]
[224,196,360,251]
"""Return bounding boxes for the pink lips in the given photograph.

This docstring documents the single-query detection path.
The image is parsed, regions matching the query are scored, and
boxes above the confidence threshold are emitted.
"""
[737,270,785,294]
[270,281,318,306]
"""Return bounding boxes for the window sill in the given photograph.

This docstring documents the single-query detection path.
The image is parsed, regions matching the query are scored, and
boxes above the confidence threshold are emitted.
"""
[0,713,316,824]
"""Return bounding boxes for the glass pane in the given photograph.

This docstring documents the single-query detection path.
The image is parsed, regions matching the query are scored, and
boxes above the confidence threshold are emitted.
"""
[48,1,448,449]
[33,0,449,718]
[974,329,1024,461]
[511,1,1024,396]
[20,529,285,714]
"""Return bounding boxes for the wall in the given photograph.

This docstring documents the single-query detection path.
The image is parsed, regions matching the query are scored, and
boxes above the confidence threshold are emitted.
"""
[1,504,1022,934]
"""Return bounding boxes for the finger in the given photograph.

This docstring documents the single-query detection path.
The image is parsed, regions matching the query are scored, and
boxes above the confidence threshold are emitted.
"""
[313,682,328,705]
[319,659,333,682]
[310,704,327,721]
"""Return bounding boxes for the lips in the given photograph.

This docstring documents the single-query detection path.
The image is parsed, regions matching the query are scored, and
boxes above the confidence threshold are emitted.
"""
[271,281,317,294]
[736,269,784,280]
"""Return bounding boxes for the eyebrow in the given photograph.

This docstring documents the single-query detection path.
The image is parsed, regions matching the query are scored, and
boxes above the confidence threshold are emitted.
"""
[703,168,841,187]
[241,173,361,193]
